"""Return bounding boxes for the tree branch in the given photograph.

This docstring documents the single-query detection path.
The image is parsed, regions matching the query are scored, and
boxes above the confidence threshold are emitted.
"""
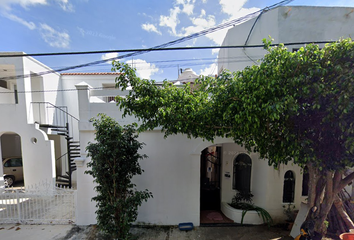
[338,171,354,191]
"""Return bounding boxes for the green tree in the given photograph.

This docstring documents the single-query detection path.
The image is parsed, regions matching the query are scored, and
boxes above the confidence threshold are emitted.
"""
[85,114,152,240]
[112,39,354,239]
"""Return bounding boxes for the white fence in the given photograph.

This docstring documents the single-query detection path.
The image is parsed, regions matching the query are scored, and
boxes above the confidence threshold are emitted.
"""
[0,184,76,224]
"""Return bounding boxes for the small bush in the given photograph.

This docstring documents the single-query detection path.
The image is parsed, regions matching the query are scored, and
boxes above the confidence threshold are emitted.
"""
[85,114,152,240]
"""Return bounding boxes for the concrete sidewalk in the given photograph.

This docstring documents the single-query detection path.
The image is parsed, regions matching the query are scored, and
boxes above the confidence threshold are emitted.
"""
[0,224,76,240]
[0,224,295,240]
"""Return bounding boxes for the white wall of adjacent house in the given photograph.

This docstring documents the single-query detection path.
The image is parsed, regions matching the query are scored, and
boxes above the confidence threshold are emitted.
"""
[218,6,354,73]
[74,83,303,226]
[220,143,302,223]
[0,53,58,188]
[60,74,119,140]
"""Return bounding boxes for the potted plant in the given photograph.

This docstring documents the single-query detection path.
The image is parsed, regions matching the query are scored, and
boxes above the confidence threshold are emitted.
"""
[221,191,273,226]
[283,203,297,230]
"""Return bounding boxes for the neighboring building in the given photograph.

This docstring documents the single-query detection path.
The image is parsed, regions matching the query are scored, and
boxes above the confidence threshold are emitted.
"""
[0,54,120,189]
[1,5,353,227]
[176,68,199,84]
[218,6,354,73]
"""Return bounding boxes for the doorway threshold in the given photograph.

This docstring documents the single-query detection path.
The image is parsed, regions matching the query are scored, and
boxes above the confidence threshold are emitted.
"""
[200,210,235,225]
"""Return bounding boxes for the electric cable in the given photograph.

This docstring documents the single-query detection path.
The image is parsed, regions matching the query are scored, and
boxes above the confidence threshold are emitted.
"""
[0,40,335,81]
[0,0,294,81]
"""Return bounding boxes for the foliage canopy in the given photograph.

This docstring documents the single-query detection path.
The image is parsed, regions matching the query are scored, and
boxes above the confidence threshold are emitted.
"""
[114,39,354,172]
[113,38,354,237]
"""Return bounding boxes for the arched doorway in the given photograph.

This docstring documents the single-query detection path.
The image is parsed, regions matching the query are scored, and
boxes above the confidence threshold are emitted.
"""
[0,132,24,187]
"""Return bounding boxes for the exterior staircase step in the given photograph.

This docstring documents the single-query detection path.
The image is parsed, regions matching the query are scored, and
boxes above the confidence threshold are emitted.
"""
[57,175,70,180]
[40,124,67,129]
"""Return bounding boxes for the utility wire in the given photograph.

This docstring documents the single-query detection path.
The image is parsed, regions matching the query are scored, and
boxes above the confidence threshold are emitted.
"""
[0,0,293,81]
[0,40,334,81]
[1,0,293,59]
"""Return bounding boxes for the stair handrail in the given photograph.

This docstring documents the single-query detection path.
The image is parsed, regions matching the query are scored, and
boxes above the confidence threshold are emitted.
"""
[31,101,79,122]
[56,152,68,161]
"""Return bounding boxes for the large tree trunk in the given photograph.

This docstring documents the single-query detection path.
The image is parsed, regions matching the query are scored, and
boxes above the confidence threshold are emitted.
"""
[306,165,354,240]
[333,194,354,229]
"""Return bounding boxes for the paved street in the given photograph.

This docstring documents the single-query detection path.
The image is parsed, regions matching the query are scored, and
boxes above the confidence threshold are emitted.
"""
[0,224,295,240]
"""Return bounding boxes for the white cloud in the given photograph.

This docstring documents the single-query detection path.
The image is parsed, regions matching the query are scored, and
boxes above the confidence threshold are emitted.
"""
[219,0,260,22]
[176,0,195,15]
[178,15,215,37]
[211,48,219,55]
[142,23,161,35]
[145,0,260,47]
[55,0,74,12]
[39,23,70,48]
[0,0,47,10]
[101,52,119,64]
[1,11,36,29]
[197,0,260,45]
[126,59,160,79]
[200,63,217,76]
[0,0,73,11]
[159,7,181,35]
[219,0,248,17]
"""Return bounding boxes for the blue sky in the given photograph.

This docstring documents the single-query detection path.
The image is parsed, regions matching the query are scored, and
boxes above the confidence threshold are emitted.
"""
[1,0,354,81]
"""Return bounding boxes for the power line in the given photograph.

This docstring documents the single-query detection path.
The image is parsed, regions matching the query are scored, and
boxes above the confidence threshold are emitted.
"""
[0,0,293,81]
[0,55,264,75]
[0,40,329,59]
[0,40,335,81]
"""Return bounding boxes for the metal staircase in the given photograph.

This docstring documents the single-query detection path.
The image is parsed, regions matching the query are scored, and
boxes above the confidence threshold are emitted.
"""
[31,102,80,188]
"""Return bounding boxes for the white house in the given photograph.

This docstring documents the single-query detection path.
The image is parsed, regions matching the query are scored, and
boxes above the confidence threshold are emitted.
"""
[74,5,354,226]
[0,54,121,189]
[1,5,353,227]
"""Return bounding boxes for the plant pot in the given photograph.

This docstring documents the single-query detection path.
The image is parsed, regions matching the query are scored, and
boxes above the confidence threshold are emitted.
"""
[220,202,264,225]
[286,220,294,231]
[340,233,354,240]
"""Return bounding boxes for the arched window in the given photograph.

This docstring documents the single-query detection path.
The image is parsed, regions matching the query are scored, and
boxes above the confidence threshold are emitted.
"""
[233,154,252,192]
[302,167,309,196]
[283,170,295,203]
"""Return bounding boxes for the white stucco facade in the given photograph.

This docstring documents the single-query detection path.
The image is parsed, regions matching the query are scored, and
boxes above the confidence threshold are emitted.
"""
[74,83,303,226]
[1,5,353,226]
[218,6,354,73]
[0,54,62,188]
[0,56,120,189]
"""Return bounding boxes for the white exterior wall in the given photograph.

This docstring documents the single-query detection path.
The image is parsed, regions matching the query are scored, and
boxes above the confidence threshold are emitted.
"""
[61,74,119,139]
[217,5,354,222]
[220,143,302,222]
[0,54,58,188]
[75,83,302,226]
[218,6,354,73]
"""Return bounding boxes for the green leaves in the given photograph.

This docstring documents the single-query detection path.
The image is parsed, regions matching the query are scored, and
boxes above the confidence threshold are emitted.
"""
[112,38,354,172]
[85,114,152,240]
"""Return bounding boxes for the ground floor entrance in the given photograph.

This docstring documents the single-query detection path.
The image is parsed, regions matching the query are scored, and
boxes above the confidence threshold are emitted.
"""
[200,145,233,224]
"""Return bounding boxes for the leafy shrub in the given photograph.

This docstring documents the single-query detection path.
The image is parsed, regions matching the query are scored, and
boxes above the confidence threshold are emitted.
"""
[85,114,152,240]
[283,203,296,222]
[230,191,272,226]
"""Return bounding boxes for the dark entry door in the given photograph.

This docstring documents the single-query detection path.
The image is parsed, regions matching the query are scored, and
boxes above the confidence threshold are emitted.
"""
[200,147,221,210]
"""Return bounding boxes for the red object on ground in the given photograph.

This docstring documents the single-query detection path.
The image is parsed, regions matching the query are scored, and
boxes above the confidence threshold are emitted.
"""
[340,233,354,240]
